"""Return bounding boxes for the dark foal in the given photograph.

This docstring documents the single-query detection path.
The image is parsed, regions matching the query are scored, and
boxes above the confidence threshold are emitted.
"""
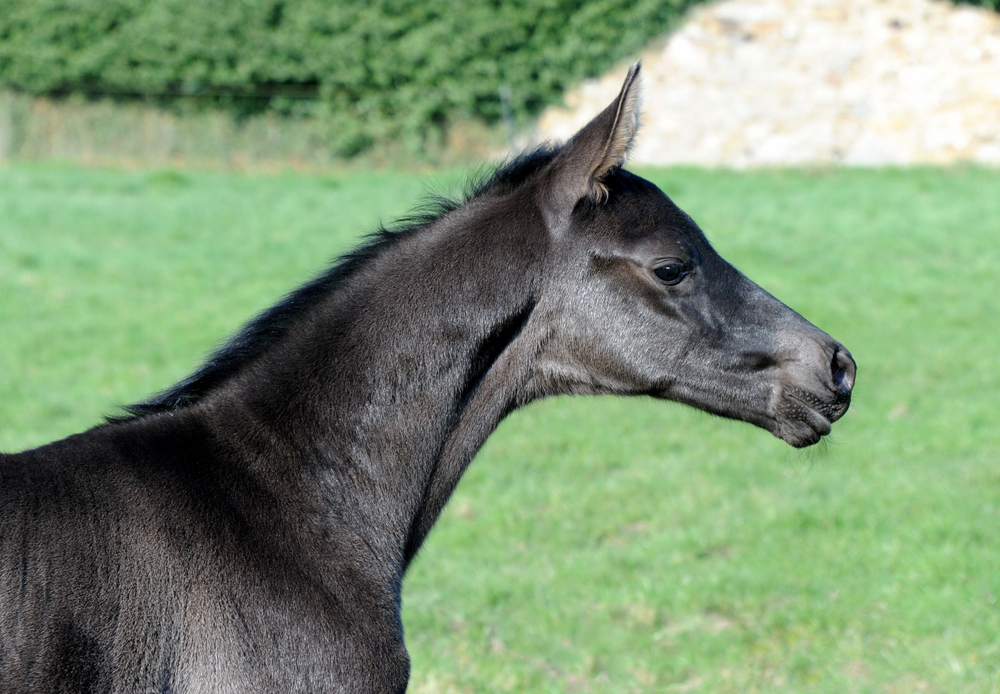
[0,64,854,692]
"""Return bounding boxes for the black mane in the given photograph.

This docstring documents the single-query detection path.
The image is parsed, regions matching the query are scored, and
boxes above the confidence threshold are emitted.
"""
[114,146,560,421]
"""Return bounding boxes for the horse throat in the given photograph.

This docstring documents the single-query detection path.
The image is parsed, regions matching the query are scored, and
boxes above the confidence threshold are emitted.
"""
[402,297,539,566]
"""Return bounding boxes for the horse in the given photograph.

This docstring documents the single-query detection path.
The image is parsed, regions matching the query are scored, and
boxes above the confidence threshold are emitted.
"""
[0,64,854,692]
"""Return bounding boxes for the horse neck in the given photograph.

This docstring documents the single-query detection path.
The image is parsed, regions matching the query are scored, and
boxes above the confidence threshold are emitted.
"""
[207,198,548,575]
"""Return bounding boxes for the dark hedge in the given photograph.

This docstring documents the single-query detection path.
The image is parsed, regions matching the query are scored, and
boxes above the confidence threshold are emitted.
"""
[1,0,995,155]
[0,0,697,154]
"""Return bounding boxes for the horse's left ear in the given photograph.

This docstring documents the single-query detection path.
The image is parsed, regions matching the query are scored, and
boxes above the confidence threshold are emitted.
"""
[543,62,642,226]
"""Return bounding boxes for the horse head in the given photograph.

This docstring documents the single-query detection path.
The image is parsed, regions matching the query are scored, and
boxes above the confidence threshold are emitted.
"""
[524,63,855,447]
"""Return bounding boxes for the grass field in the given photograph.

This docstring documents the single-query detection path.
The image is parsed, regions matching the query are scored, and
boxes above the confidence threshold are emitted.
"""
[1,163,998,692]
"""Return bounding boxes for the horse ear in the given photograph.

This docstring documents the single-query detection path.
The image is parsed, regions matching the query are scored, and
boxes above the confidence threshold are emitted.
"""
[543,62,643,225]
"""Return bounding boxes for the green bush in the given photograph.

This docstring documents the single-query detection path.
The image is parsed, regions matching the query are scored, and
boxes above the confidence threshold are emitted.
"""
[2,0,995,156]
[0,0,697,155]
[961,0,1000,10]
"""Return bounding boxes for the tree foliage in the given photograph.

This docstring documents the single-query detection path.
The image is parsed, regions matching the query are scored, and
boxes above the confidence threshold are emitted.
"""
[2,0,995,155]
[0,0,697,154]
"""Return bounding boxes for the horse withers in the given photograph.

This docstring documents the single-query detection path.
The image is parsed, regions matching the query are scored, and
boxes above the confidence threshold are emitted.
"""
[0,64,854,692]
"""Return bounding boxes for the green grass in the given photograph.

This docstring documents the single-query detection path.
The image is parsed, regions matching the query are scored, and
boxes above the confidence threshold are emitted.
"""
[1,163,998,692]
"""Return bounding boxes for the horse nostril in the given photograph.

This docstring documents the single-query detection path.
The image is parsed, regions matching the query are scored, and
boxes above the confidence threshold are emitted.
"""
[831,348,856,393]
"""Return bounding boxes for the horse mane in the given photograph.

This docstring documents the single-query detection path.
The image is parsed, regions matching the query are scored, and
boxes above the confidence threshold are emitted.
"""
[111,146,560,421]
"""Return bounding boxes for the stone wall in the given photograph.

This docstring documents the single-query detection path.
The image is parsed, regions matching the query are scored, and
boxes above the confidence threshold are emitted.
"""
[537,0,1000,166]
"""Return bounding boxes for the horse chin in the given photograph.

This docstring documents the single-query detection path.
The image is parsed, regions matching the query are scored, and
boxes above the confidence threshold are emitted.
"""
[772,385,852,448]
[774,415,830,448]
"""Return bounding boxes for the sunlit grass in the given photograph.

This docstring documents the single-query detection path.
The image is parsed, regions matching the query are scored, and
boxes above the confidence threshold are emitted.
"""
[1,163,998,692]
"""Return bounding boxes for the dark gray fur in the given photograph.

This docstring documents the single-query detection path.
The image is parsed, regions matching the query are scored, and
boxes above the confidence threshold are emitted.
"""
[0,65,854,693]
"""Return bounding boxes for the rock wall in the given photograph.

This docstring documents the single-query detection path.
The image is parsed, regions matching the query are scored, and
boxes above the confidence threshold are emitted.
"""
[536,0,1000,166]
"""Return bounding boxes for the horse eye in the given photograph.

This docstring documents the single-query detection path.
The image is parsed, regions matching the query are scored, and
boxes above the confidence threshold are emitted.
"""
[653,263,687,285]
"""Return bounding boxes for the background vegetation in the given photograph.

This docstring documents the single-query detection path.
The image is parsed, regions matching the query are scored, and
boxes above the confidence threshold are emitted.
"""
[3,0,996,160]
[1,163,997,692]
[0,0,697,156]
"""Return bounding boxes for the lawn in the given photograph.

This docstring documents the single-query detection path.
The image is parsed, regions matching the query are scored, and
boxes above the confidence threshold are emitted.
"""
[1,163,998,692]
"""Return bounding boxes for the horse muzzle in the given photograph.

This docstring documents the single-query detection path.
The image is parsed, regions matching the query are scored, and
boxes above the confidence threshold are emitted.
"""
[773,345,856,448]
